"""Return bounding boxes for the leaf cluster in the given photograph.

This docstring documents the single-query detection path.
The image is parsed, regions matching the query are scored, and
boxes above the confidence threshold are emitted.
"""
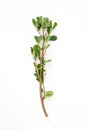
[31,16,58,99]
[32,16,57,43]
[32,16,57,32]
[30,45,40,60]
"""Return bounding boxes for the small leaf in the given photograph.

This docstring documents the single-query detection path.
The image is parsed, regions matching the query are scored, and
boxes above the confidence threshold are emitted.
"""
[41,17,49,29]
[45,36,49,42]
[34,36,42,43]
[46,44,50,49]
[49,35,57,41]
[36,16,42,22]
[30,47,33,55]
[44,59,52,63]
[44,44,50,49]
[43,17,49,23]
[47,27,51,34]
[33,45,40,59]
[32,18,42,30]
[52,22,57,29]
[36,77,40,82]
[45,91,54,98]
[47,20,52,34]
[36,64,41,70]
[34,73,38,77]
[32,19,36,26]
[36,23,41,30]
[33,62,37,67]
[34,73,40,82]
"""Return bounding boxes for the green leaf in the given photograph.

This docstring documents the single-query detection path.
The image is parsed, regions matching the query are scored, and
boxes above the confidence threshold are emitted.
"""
[46,44,50,49]
[36,23,41,30]
[42,58,52,65]
[45,36,49,42]
[47,20,52,34]
[32,18,42,30]
[44,44,50,49]
[32,19,36,26]
[47,27,51,34]
[33,45,40,59]
[34,36,42,43]
[34,73,38,77]
[49,35,57,41]
[52,22,57,29]
[44,59,52,63]
[41,17,49,30]
[45,91,54,98]
[30,47,33,55]
[33,45,40,52]
[36,77,40,82]
[43,17,49,26]
[36,16,42,22]
[33,62,37,67]
[34,72,40,82]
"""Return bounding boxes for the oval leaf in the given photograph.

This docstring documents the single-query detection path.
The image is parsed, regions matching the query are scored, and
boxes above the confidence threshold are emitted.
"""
[44,59,52,63]
[45,91,54,99]
[52,22,57,29]
[32,19,36,26]
[30,47,33,55]
[33,45,40,59]
[49,35,57,41]
[34,36,42,43]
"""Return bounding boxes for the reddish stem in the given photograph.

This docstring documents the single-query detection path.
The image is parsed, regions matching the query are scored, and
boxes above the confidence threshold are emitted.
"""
[39,30,48,117]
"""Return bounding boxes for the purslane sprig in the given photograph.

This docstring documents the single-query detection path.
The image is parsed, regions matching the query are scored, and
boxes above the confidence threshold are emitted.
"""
[30,16,57,117]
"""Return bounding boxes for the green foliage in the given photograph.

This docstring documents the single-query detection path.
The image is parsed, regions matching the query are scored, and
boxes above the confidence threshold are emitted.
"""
[52,22,57,29]
[34,36,42,43]
[32,18,41,30]
[45,91,54,98]
[33,62,37,67]
[32,16,57,33]
[49,35,57,41]
[30,47,33,55]
[32,19,36,26]
[34,63,40,82]
[44,44,50,49]
[31,16,57,101]
[30,45,40,60]
[44,59,52,63]
[47,20,52,34]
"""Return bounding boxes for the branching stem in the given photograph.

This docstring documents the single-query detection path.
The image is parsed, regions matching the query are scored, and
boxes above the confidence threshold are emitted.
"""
[39,30,48,117]
[31,16,57,117]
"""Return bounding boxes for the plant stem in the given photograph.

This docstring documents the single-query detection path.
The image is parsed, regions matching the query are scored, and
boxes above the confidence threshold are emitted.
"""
[39,30,48,117]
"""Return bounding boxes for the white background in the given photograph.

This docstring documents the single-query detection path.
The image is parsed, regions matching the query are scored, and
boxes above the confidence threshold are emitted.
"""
[0,0,87,129]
